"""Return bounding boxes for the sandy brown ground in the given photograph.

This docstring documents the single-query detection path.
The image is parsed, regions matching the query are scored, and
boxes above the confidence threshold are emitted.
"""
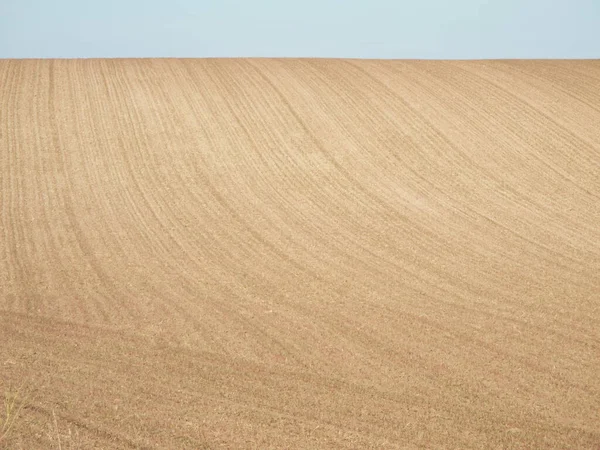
[1,58,599,449]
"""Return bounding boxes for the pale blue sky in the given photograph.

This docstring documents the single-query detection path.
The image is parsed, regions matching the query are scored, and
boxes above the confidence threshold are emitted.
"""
[1,0,599,59]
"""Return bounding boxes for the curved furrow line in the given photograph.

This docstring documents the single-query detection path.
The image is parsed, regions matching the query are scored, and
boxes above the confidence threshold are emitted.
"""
[176,60,332,283]
[285,62,563,310]
[7,62,49,315]
[291,61,526,257]
[98,61,329,364]
[478,63,600,193]
[296,60,600,356]
[355,60,599,245]
[315,61,560,253]
[94,60,279,354]
[365,62,600,329]
[48,60,138,324]
[33,60,116,323]
[119,64,266,352]
[245,61,600,365]
[247,60,485,297]
[27,61,75,321]
[239,60,464,296]
[0,61,23,301]
[173,59,426,310]
[550,59,600,85]
[498,61,600,120]
[383,62,600,263]
[118,61,362,363]
[91,59,261,342]
[88,60,228,333]
[295,60,598,303]
[469,61,600,175]
[288,60,453,218]
[430,65,600,267]
[238,61,600,364]
[97,60,210,284]
[172,60,397,365]
[163,61,474,376]
[185,59,356,280]
[337,61,575,265]
[169,59,524,378]
[139,63,322,300]
[194,61,341,270]
[201,59,415,285]
[62,60,148,323]
[391,61,600,258]
[96,61,225,271]
[453,62,600,201]
[18,61,65,315]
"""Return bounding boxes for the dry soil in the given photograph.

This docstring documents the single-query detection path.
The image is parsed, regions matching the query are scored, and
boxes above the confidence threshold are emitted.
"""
[1,58,599,449]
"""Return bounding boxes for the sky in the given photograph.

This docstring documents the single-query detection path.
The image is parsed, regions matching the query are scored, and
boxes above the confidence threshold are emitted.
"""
[1,0,599,59]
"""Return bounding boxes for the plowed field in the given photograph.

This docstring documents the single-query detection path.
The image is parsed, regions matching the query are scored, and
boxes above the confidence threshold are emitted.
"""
[1,59,599,448]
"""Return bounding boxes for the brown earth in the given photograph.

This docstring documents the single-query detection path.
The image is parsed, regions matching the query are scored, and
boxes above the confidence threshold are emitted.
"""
[1,58,599,449]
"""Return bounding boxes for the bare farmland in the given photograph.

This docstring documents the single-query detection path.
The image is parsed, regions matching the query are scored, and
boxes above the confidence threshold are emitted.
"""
[1,58,599,448]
